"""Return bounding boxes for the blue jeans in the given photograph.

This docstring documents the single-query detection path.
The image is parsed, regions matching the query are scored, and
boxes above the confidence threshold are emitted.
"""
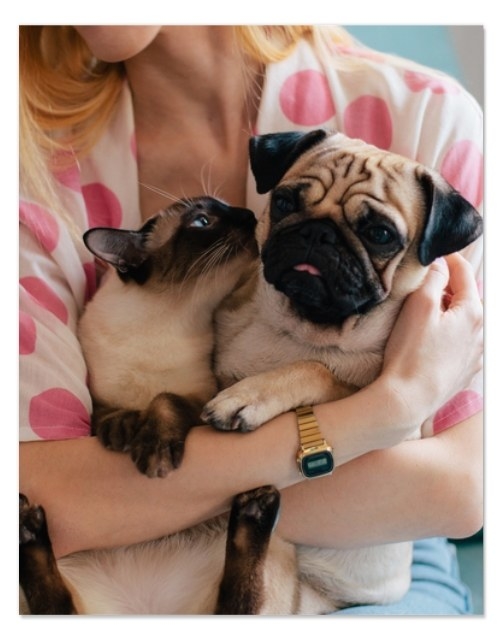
[333,538,473,615]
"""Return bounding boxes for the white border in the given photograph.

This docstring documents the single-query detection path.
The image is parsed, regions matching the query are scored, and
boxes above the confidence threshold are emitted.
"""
[5,3,500,636]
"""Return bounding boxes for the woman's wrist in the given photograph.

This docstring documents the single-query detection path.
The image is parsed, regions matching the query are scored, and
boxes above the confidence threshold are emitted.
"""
[313,375,422,467]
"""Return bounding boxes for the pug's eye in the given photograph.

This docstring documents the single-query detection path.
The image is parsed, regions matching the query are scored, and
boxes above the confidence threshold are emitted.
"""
[363,225,395,245]
[189,214,211,229]
[271,189,297,216]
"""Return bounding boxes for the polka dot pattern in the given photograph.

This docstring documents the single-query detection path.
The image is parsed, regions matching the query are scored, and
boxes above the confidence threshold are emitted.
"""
[279,70,336,126]
[19,202,59,253]
[334,45,386,63]
[20,276,69,325]
[83,261,98,303]
[344,96,393,150]
[19,43,484,447]
[55,162,82,192]
[404,70,460,95]
[440,140,483,208]
[29,388,90,439]
[433,390,483,434]
[82,182,123,229]
[20,311,36,355]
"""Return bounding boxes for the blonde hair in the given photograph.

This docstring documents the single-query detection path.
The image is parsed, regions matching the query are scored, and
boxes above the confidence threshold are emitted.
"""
[19,25,353,208]
[235,25,353,62]
[20,26,124,205]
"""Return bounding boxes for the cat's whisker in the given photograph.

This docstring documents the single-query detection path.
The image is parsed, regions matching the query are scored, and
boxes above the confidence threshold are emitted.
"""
[139,182,180,204]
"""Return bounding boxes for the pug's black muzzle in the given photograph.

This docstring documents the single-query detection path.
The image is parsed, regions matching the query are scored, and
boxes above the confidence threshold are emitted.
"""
[261,219,383,325]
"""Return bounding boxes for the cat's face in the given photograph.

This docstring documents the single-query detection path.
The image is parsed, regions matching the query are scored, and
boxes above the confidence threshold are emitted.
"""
[83,196,259,290]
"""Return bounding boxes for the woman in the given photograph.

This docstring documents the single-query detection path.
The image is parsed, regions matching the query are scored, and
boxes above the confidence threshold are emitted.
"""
[19,26,483,614]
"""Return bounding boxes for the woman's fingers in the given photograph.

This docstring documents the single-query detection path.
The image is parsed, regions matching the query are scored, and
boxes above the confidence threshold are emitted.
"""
[395,257,449,324]
[444,253,483,308]
[381,253,483,424]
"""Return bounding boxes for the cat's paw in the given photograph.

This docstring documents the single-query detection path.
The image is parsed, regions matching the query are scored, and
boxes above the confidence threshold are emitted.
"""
[229,485,281,539]
[130,392,197,478]
[130,425,186,478]
[19,493,49,546]
[94,408,142,453]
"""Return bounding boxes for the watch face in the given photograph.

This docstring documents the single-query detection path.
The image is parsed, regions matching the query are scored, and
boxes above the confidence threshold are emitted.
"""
[301,451,334,478]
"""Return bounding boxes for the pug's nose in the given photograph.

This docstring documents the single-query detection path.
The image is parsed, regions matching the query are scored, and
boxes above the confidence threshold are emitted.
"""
[299,221,338,246]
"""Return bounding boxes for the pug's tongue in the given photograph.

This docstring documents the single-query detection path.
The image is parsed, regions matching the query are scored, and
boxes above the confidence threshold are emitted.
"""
[294,263,321,277]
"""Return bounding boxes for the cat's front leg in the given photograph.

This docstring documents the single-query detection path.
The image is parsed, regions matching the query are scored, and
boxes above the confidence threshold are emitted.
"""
[19,494,77,614]
[202,361,355,432]
[215,485,281,615]
[93,393,201,477]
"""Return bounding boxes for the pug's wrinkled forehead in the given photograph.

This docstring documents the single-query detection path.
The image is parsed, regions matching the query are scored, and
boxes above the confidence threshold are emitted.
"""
[250,129,482,266]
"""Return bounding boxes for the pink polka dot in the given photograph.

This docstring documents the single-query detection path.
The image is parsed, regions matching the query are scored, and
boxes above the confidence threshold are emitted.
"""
[440,140,483,208]
[20,276,69,324]
[335,45,386,63]
[19,201,60,253]
[279,70,336,126]
[344,96,393,150]
[83,261,98,302]
[52,151,82,192]
[55,163,82,192]
[82,182,123,229]
[404,70,460,95]
[433,390,483,434]
[29,388,90,439]
[20,311,36,355]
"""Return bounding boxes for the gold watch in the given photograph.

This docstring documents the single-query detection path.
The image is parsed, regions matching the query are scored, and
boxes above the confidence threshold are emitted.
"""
[295,405,334,479]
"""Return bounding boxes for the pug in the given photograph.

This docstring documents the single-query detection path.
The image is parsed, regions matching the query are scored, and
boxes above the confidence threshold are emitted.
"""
[201,129,482,611]
[204,129,482,432]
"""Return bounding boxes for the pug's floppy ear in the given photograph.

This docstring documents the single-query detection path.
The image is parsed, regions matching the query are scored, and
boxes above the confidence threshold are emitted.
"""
[249,129,328,194]
[417,171,483,266]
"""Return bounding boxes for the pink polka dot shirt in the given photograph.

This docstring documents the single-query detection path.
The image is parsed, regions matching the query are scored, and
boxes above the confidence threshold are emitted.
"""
[19,37,483,442]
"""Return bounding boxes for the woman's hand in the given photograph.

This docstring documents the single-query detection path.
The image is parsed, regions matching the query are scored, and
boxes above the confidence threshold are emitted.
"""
[381,253,483,430]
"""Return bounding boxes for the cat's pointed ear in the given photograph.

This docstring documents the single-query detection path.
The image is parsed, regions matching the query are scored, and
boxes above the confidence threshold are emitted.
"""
[83,228,149,272]
[249,129,328,194]
[417,171,483,266]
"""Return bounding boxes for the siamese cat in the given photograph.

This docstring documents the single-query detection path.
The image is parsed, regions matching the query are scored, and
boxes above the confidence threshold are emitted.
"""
[80,196,258,477]
[20,196,287,615]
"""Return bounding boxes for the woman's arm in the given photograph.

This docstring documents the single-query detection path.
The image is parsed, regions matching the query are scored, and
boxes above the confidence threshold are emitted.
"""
[18,372,419,559]
[277,412,483,548]
[19,391,481,559]
[277,253,483,547]
[20,255,482,558]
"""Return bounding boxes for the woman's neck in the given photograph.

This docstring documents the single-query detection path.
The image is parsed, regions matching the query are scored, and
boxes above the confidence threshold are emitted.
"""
[126,27,258,134]
[125,27,263,216]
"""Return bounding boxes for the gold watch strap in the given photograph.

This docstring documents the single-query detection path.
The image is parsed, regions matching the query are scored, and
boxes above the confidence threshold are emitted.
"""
[295,405,326,450]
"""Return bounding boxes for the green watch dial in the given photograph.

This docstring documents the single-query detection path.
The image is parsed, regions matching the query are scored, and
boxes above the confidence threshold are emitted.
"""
[300,450,334,478]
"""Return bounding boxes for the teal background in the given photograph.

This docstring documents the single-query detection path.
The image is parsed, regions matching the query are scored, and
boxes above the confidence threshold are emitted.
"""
[343,25,484,107]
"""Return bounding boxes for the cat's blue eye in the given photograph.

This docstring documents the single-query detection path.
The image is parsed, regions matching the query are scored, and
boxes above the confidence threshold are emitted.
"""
[190,214,211,228]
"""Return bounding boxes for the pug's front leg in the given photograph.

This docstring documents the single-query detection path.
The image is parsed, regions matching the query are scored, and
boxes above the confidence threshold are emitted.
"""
[202,361,354,432]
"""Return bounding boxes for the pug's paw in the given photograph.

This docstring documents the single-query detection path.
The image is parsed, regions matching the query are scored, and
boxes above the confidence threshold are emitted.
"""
[201,379,287,432]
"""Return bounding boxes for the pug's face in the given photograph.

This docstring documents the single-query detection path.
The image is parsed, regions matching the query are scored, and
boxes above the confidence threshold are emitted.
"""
[250,130,482,328]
